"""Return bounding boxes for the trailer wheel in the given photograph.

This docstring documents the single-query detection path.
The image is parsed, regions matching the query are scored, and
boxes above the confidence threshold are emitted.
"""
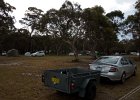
[85,81,96,100]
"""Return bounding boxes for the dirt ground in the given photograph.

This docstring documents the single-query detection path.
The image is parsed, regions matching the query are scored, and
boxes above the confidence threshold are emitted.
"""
[0,56,140,100]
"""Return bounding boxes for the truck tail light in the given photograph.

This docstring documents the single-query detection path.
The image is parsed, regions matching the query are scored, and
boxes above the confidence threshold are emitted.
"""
[109,67,118,72]
[70,83,75,90]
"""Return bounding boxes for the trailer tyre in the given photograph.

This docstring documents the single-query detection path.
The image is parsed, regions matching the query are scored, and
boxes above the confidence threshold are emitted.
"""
[85,81,96,100]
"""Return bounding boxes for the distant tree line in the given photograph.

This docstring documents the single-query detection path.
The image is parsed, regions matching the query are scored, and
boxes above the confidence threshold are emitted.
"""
[0,0,140,60]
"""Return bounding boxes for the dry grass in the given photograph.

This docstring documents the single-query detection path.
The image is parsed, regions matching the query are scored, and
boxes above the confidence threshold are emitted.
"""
[0,56,140,100]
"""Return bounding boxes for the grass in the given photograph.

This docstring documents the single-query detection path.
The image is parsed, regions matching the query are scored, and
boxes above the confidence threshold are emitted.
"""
[0,56,140,100]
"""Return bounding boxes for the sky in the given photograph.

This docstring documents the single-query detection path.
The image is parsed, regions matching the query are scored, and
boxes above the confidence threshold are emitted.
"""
[5,0,137,29]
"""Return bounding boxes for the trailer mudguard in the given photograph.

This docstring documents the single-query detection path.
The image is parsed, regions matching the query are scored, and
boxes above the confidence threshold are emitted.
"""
[78,78,96,97]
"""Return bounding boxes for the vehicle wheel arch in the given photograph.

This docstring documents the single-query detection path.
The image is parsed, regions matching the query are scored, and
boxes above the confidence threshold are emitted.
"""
[84,80,96,100]
[78,79,96,98]
[82,79,96,89]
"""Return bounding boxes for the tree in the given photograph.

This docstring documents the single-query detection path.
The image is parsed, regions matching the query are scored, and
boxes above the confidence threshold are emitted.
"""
[124,0,140,57]
[83,6,117,58]
[0,0,16,52]
[135,0,140,57]
[16,28,30,53]
[40,0,84,61]
[135,0,140,36]
[19,7,44,51]
[106,10,124,34]
[59,1,84,61]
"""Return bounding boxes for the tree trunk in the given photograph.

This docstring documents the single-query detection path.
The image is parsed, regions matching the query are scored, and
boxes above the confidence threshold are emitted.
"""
[29,30,34,52]
[65,40,79,62]
[56,43,63,56]
[90,40,97,59]
[72,44,79,62]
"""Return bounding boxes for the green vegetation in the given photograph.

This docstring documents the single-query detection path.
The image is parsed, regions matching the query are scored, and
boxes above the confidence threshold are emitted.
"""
[0,0,140,61]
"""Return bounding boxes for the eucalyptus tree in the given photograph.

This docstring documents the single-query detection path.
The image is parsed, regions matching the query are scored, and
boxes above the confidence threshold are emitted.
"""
[39,9,63,55]
[83,6,116,57]
[0,0,16,52]
[40,0,84,60]
[59,1,85,60]
[135,0,140,36]
[134,0,140,57]
[16,28,30,53]
[123,0,140,57]
[19,7,44,51]
[106,10,124,33]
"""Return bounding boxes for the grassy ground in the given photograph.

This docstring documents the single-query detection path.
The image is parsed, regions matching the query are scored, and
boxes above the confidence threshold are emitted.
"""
[0,56,140,100]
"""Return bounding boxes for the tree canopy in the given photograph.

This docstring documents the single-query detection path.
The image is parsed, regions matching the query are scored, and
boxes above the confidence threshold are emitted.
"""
[0,0,16,52]
[0,0,140,59]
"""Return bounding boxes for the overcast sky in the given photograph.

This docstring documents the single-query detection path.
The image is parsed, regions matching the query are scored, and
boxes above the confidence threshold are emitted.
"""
[5,0,137,28]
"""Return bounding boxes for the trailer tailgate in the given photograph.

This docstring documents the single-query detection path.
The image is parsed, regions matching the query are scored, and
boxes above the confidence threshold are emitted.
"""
[43,70,70,93]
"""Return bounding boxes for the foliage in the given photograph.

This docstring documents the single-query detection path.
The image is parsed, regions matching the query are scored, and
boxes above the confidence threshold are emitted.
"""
[19,7,43,33]
[1,0,140,58]
[39,1,84,60]
[135,0,140,36]
[0,0,16,53]
[83,6,117,57]
[106,10,124,33]
[135,0,140,57]
[123,0,140,57]
[1,28,30,54]
[19,7,44,51]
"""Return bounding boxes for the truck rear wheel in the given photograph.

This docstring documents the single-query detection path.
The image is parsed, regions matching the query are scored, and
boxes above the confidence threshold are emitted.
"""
[85,81,96,100]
